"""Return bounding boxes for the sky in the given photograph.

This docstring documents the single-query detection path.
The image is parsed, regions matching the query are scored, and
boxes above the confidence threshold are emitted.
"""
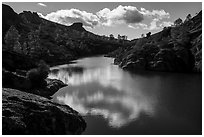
[3,2,202,40]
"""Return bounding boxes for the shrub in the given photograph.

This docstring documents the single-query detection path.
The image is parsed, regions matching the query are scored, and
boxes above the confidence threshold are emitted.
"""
[4,25,21,51]
[146,32,151,38]
[26,60,50,88]
[174,18,183,26]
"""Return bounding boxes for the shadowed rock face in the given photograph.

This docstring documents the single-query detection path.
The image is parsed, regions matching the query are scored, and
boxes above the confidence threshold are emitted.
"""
[2,88,86,135]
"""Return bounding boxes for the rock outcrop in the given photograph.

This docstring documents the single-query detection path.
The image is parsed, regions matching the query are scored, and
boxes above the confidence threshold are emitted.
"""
[2,88,86,135]
[2,69,67,99]
[31,78,67,99]
[70,22,86,32]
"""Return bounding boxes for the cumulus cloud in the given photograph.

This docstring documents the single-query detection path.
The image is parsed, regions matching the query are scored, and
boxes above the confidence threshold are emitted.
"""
[128,23,147,29]
[128,24,139,29]
[140,7,170,19]
[159,21,174,28]
[96,5,170,30]
[143,20,173,30]
[38,5,171,30]
[97,5,144,26]
[137,23,148,29]
[37,12,45,18]
[147,18,160,30]
[37,3,47,7]
[128,19,172,31]
[40,9,100,28]
[127,7,170,30]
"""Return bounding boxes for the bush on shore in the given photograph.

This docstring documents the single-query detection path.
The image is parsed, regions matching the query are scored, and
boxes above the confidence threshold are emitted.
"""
[26,60,50,88]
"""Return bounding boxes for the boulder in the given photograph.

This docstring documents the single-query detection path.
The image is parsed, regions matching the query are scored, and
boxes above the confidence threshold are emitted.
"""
[37,78,68,99]
[2,69,67,98]
[2,88,86,135]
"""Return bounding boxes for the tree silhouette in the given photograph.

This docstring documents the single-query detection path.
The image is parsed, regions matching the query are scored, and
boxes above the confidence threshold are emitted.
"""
[146,32,151,38]
[174,18,183,26]
[185,14,192,22]
[4,26,21,51]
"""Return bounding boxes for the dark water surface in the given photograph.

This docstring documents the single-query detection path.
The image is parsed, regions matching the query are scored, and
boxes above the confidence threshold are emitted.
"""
[49,56,202,135]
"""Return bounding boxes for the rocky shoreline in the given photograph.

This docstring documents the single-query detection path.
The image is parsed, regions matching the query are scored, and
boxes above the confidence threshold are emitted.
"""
[107,11,202,73]
[2,51,87,134]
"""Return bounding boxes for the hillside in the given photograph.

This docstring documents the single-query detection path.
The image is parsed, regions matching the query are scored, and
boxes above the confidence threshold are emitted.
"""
[2,4,124,70]
[2,4,94,134]
[109,11,202,73]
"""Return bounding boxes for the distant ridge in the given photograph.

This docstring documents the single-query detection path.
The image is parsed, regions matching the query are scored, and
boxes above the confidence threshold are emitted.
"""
[2,4,123,65]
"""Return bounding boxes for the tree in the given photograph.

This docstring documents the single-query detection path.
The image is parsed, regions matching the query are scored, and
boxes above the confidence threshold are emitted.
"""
[174,18,183,26]
[184,14,192,22]
[146,32,151,38]
[109,34,114,40]
[186,14,192,20]
[4,26,21,51]
[26,60,50,88]
[27,29,41,58]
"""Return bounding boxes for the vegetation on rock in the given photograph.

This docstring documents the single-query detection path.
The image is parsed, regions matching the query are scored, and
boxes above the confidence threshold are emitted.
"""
[26,60,50,88]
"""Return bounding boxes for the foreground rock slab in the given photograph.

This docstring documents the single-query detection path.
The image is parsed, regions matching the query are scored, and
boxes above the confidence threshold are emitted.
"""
[2,88,86,135]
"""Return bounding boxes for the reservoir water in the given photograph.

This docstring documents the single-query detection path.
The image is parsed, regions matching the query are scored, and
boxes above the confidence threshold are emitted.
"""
[49,56,202,135]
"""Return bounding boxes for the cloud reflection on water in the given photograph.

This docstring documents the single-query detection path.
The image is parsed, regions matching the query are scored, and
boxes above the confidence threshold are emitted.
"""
[50,57,157,128]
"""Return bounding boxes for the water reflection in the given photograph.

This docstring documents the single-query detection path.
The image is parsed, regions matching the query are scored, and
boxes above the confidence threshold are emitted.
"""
[49,57,158,128]
[54,82,156,127]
